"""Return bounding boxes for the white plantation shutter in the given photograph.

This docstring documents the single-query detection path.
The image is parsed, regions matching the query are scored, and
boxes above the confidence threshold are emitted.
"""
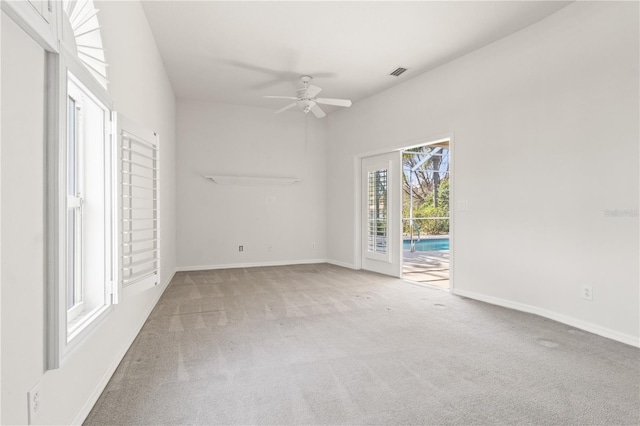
[117,114,160,296]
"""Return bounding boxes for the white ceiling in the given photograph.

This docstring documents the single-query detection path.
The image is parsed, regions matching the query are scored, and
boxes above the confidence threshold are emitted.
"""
[142,1,570,114]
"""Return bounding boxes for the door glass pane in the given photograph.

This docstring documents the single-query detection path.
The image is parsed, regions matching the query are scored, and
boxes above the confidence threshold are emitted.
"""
[368,169,388,253]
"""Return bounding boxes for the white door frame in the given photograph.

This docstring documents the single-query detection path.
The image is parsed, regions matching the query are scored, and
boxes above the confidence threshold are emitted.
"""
[401,137,455,290]
[353,133,456,290]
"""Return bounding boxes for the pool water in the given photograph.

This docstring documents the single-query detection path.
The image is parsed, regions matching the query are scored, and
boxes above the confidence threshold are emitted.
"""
[403,238,449,251]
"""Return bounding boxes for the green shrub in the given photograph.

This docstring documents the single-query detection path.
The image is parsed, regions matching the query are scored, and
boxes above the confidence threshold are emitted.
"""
[403,177,450,236]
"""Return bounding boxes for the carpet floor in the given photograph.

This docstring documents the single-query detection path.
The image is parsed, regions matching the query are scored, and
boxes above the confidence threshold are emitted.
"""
[84,264,640,425]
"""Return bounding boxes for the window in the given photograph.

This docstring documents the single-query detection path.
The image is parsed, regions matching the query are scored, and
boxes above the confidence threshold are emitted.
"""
[41,1,160,368]
[65,73,116,342]
[62,0,108,88]
[368,169,388,254]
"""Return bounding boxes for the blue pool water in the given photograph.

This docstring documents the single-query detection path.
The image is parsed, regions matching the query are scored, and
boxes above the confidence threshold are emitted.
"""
[403,238,449,251]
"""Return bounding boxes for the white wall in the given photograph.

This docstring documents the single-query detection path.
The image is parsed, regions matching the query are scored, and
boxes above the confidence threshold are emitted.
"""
[326,2,639,344]
[177,100,327,269]
[1,12,46,423]
[97,0,177,288]
[1,1,177,423]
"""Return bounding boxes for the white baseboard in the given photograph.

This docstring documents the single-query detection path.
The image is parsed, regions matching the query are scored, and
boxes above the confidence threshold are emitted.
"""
[176,258,329,272]
[71,268,177,425]
[453,288,639,348]
[327,259,357,269]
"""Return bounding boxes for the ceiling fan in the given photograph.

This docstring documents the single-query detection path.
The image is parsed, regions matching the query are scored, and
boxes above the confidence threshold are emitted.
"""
[264,75,352,118]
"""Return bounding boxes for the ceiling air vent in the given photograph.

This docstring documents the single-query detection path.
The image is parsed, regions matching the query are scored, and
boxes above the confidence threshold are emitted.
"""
[389,67,408,77]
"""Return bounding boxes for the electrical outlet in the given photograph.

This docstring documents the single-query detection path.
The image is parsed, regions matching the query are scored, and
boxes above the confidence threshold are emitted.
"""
[312,241,316,249]
[27,382,42,424]
[582,285,593,301]
[238,245,243,252]
[268,243,273,252]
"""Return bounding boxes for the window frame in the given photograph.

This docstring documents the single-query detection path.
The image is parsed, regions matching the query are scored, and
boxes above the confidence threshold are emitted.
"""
[66,80,84,323]
[363,159,394,264]
[367,168,389,255]
[65,71,116,341]
[46,46,118,368]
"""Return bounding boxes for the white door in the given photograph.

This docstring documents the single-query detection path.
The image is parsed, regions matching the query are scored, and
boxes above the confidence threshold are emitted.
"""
[361,151,402,277]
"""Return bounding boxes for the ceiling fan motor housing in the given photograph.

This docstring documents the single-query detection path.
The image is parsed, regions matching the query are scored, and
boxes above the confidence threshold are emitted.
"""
[297,100,315,114]
[297,76,315,113]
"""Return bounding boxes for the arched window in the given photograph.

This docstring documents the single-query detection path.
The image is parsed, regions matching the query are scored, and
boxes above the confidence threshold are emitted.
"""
[62,0,108,88]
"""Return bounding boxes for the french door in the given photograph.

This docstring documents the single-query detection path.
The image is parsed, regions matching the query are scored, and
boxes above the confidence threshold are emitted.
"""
[361,151,402,277]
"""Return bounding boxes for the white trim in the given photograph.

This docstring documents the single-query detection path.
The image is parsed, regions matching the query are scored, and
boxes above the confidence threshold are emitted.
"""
[399,135,456,291]
[45,50,63,370]
[354,133,453,161]
[452,288,640,348]
[70,268,177,426]
[66,304,110,344]
[353,156,362,270]
[447,134,456,292]
[64,46,112,110]
[1,0,59,53]
[176,259,329,272]
[327,259,357,269]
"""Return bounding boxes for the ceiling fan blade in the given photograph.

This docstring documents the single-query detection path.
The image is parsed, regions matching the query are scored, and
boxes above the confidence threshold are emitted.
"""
[274,102,297,114]
[251,78,286,90]
[311,72,338,79]
[264,96,298,100]
[305,84,322,98]
[227,61,300,80]
[310,104,326,118]
[315,98,352,107]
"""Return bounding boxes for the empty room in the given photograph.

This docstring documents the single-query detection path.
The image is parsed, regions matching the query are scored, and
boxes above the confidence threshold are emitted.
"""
[1,0,639,425]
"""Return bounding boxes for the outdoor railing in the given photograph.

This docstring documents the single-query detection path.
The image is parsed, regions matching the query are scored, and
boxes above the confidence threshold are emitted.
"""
[402,217,449,251]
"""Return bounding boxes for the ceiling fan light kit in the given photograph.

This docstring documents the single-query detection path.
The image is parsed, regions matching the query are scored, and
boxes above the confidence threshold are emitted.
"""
[264,75,352,118]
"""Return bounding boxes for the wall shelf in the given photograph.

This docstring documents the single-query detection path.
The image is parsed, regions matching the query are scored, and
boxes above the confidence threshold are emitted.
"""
[204,175,301,186]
